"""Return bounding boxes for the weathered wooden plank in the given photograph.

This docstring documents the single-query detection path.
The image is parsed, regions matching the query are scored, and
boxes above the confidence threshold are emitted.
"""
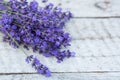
[25,0,120,17]
[0,73,120,80]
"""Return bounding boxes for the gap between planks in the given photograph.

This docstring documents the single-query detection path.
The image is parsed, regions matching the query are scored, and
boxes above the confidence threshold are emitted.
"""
[1,71,120,75]
[1,73,120,80]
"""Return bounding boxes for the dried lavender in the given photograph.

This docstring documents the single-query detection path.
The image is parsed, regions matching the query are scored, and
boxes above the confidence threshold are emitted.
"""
[26,55,51,77]
[0,0,75,77]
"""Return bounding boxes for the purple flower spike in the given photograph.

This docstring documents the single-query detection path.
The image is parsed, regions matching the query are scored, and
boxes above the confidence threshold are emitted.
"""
[26,55,51,77]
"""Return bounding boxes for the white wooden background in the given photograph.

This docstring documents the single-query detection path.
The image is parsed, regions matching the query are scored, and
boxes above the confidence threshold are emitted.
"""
[1,0,120,80]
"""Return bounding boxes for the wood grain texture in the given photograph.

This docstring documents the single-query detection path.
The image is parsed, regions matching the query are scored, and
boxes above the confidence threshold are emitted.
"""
[65,18,120,40]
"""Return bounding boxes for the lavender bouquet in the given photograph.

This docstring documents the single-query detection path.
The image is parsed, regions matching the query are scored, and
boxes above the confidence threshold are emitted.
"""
[0,0,75,77]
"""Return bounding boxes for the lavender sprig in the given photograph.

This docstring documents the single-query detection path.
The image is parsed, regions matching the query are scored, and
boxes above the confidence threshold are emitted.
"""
[26,55,51,77]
